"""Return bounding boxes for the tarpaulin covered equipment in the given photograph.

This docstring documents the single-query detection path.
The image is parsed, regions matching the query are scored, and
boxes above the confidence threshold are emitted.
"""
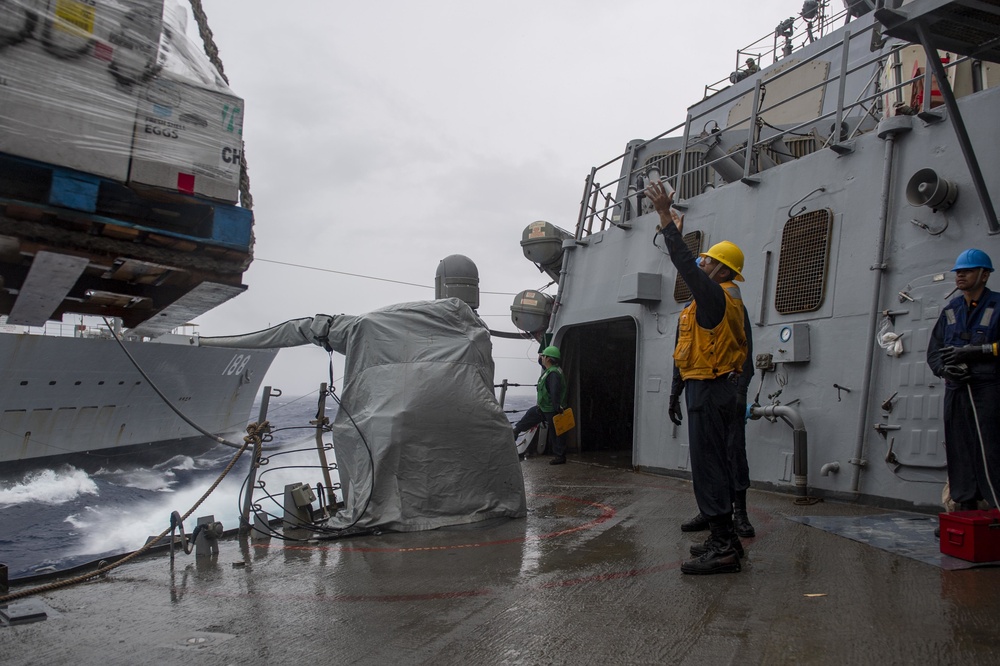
[201,298,527,531]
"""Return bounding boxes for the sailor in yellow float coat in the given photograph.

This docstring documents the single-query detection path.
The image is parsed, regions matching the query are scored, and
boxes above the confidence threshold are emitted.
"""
[647,179,748,575]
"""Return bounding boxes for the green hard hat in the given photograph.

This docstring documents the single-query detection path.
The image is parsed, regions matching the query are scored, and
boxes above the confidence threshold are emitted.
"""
[541,345,561,359]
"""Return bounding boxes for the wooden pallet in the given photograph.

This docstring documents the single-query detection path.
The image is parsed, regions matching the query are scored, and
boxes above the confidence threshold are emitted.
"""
[0,151,253,251]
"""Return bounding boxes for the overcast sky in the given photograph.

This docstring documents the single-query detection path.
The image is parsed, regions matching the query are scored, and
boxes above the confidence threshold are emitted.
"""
[188,0,806,397]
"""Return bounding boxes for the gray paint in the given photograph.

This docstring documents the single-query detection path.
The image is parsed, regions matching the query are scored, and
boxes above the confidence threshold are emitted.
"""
[544,12,998,509]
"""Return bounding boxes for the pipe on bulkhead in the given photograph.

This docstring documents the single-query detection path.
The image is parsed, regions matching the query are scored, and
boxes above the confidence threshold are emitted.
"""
[750,403,808,500]
[820,461,840,476]
[703,137,746,184]
[850,116,912,494]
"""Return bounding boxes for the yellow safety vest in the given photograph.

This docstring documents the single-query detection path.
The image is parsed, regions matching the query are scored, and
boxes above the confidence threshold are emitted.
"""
[674,283,748,380]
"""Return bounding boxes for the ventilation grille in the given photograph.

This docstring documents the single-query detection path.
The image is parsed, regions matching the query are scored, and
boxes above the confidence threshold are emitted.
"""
[642,151,712,199]
[764,134,819,163]
[673,230,704,303]
[775,209,833,314]
[934,6,1000,47]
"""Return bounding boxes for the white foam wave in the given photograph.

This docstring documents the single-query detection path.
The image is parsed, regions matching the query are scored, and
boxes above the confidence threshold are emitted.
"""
[67,474,248,555]
[93,465,179,492]
[0,468,99,508]
[67,447,341,557]
[153,455,197,471]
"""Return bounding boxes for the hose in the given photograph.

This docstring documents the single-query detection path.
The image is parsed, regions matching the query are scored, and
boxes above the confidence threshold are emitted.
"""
[103,317,280,452]
[967,383,1000,508]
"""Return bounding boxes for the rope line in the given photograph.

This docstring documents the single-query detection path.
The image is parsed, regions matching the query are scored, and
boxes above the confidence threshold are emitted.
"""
[188,0,252,211]
[256,258,520,295]
[101,318,279,452]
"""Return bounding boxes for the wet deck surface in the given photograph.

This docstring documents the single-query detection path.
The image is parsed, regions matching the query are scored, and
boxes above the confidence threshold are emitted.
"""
[3,455,1000,665]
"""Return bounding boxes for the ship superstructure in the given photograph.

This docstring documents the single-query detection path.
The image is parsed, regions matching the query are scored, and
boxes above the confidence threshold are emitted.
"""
[512,0,1000,509]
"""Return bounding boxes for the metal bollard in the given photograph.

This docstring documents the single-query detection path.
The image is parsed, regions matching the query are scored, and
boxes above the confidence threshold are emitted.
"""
[0,562,8,594]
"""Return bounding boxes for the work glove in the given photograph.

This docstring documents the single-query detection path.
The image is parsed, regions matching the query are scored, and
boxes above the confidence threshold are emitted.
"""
[668,394,683,426]
[941,344,997,365]
[941,364,971,383]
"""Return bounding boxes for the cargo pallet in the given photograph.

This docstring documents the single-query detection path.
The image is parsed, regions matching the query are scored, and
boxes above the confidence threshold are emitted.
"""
[0,152,254,333]
[0,151,253,253]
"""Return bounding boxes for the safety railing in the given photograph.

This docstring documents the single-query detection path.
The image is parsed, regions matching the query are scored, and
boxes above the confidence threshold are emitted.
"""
[0,316,196,341]
[575,10,974,240]
[704,3,863,97]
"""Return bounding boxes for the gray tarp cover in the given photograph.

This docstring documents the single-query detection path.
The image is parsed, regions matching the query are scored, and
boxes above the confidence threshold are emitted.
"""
[201,298,527,531]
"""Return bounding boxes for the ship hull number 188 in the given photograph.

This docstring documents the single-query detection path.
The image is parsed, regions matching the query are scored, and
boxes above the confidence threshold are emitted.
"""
[223,354,252,376]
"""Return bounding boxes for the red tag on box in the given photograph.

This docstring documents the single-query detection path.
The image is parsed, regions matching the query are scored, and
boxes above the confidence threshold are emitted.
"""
[93,41,114,62]
[177,173,195,194]
[939,509,1000,563]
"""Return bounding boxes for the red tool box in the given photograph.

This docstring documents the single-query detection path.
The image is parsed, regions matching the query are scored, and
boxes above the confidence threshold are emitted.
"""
[939,509,1000,563]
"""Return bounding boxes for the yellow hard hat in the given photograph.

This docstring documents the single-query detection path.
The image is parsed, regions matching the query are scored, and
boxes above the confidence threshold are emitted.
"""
[700,241,744,282]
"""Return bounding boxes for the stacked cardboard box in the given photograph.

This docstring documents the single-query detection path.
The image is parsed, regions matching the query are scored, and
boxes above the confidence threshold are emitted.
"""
[0,0,244,203]
[129,70,244,202]
[0,0,162,180]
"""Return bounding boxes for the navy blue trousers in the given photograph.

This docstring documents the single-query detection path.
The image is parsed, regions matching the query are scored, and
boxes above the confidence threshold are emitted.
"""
[729,391,751,494]
[685,376,739,518]
[944,382,1000,506]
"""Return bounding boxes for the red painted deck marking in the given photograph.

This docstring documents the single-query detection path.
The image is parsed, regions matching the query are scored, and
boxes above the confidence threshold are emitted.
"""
[185,494,774,602]
[260,493,616,555]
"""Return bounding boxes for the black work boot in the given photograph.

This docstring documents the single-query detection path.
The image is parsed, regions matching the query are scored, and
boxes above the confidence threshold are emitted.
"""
[733,490,755,538]
[690,534,745,558]
[680,512,710,532]
[681,516,742,575]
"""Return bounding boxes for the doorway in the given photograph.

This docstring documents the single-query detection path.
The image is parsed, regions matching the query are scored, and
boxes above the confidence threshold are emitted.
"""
[560,318,637,462]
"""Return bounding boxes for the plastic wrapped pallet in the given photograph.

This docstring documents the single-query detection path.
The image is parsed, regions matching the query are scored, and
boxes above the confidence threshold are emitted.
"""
[0,0,244,202]
[128,0,244,202]
[0,0,163,180]
[200,298,530,532]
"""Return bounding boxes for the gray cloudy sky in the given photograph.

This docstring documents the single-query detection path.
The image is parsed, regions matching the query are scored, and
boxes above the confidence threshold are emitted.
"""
[189,0,799,397]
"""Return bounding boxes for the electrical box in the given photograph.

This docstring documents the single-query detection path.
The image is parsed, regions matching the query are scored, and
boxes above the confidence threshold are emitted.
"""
[283,482,316,530]
[291,483,317,508]
[617,272,662,303]
[773,323,810,363]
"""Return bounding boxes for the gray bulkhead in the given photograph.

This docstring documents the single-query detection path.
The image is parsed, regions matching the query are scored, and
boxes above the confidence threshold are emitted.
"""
[547,11,1000,509]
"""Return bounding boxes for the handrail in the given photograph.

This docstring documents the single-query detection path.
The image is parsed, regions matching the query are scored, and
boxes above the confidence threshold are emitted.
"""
[0,316,195,341]
[575,12,976,239]
[705,5,859,96]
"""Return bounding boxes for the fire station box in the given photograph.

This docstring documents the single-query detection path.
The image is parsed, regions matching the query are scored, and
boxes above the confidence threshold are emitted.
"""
[939,509,1000,563]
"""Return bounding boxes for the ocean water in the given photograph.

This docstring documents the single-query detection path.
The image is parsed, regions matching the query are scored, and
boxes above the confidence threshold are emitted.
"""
[0,392,534,580]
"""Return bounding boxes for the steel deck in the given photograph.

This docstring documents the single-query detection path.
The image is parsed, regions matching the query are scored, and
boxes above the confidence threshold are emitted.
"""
[2,454,999,665]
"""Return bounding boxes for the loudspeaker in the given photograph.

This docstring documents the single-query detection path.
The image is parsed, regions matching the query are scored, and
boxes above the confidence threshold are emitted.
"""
[905,168,958,211]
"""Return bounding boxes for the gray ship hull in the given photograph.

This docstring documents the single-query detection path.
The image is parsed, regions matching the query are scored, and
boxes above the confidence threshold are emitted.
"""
[0,331,277,468]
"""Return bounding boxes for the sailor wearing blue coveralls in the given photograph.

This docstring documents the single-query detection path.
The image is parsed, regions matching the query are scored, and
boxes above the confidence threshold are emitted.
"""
[927,249,1000,509]
[646,180,749,575]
